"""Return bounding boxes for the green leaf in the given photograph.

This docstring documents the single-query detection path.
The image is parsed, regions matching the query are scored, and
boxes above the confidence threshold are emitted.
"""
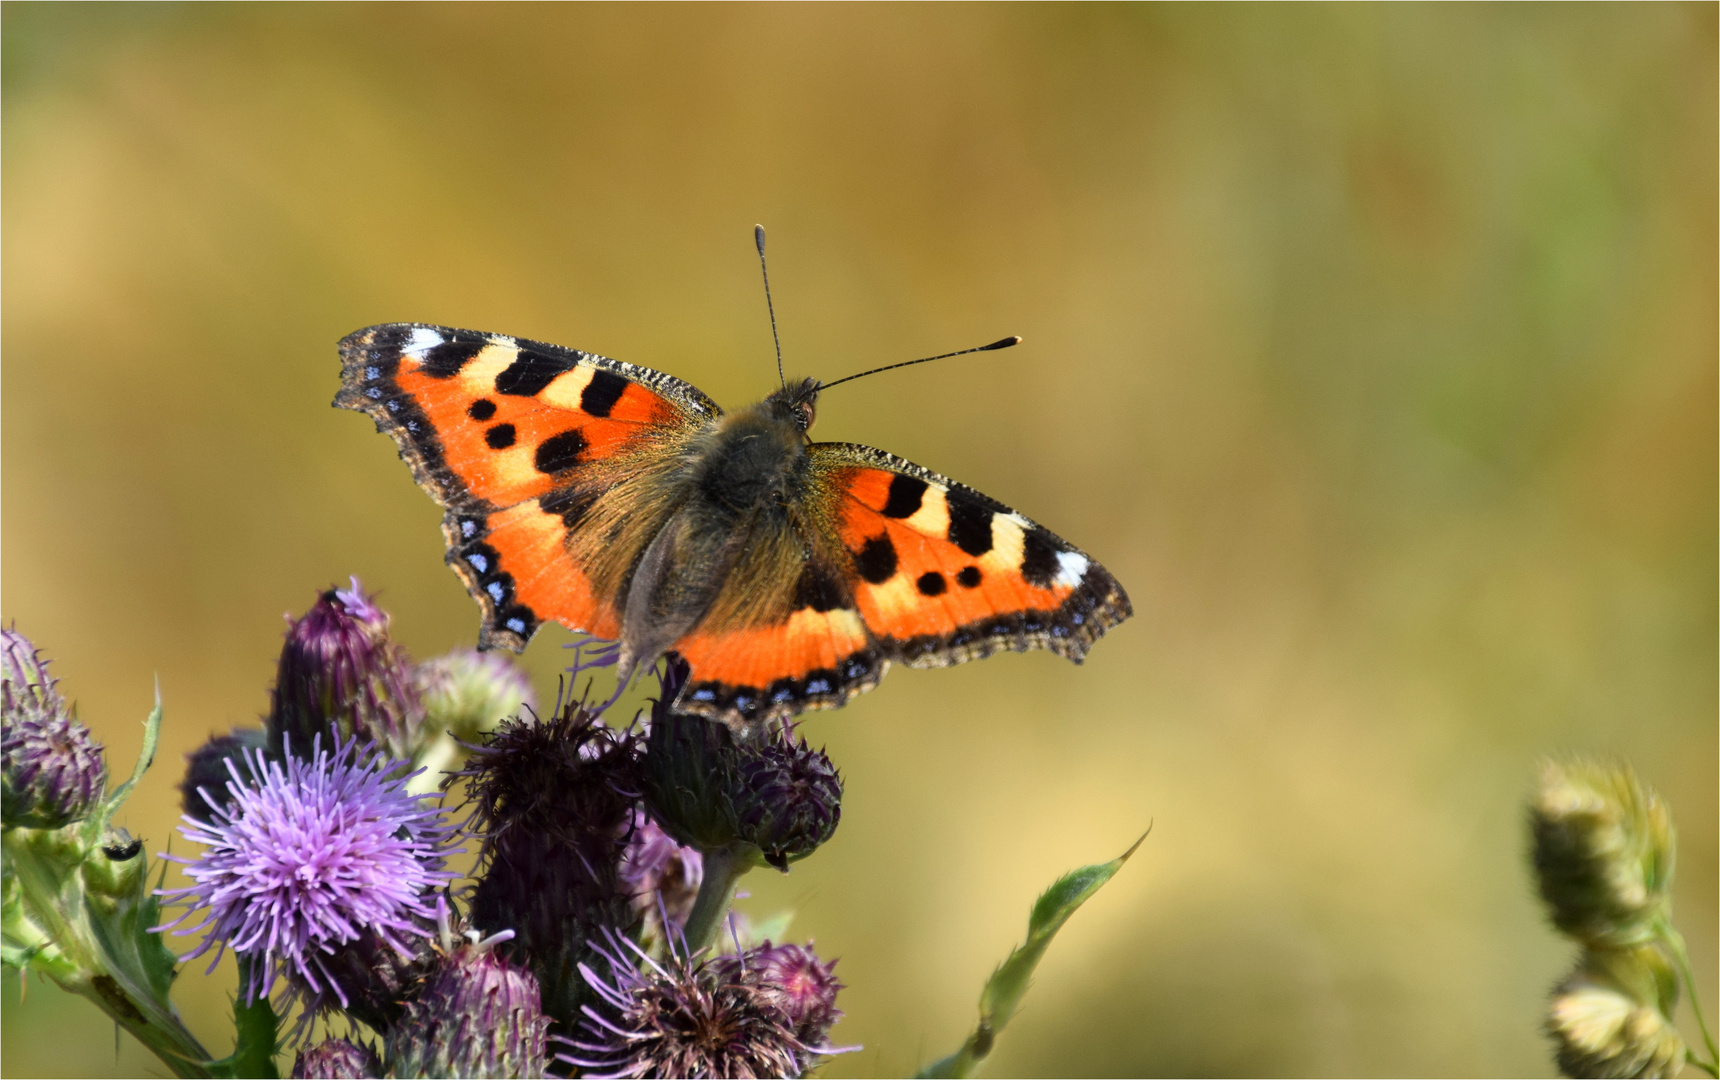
[81,691,161,850]
[207,957,280,1079]
[917,829,1148,1080]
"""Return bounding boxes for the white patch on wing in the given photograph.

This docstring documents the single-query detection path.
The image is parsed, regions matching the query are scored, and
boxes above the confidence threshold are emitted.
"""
[404,327,444,357]
[901,486,951,537]
[1054,550,1089,588]
[978,514,1027,577]
[456,345,520,396]
[538,366,598,412]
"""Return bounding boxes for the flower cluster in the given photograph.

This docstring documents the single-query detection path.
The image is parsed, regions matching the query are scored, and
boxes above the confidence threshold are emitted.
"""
[153,584,846,1076]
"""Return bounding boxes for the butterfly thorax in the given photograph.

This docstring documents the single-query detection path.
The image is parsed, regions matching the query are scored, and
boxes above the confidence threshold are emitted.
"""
[615,377,824,680]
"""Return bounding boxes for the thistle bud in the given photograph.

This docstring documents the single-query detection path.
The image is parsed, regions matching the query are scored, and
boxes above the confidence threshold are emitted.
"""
[291,1037,381,1079]
[415,649,534,743]
[642,659,842,868]
[384,941,551,1080]
[642,702,745,852]
[1547,946,1684,1079]
[2,630,106,829]
[179,728,268,825]
[734,736,842,871]
[270,580,424,761]
[1530,761,1674,947]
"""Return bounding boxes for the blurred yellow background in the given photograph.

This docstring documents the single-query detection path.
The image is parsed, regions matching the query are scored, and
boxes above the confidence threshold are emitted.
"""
[3,4,1714,1076]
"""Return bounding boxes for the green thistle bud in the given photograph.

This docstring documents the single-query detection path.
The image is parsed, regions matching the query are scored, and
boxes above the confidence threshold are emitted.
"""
[1530,761,1674,947]
[2,630,106,829]
[415,649,534,743]
[1547,946,1684,1079]
[642,704,745,852]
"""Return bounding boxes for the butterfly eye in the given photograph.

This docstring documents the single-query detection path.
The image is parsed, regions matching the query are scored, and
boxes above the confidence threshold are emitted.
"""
[795,401,816,432]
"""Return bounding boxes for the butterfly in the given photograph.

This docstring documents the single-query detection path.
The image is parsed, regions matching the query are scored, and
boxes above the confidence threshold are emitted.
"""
[335,321,1131,730]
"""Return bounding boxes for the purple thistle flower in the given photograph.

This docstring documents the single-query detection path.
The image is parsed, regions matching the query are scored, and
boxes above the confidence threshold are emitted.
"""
[384,932,552,1079]
[157,735,455,1006]
[271,579,424,760]
[1,628,107,829]
[712,942,845,1049]
[567,931,850,1079]
[619,809,704,945]
[291,1037,381,1079]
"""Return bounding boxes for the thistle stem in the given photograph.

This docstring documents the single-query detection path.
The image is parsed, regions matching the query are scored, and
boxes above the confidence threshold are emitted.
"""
[681,843,757,955]
[1661,919,1719,1069]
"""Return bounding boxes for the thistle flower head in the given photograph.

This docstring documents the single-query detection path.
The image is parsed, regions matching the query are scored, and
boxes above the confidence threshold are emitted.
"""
[1,628,106,829]
[714,941,845,1049]
[271,580,424,760]
[1530,760,1675,947]
[384,930,552,1080]
[416,649,535,744]
[567,931,835,1079]
[158,735,455,1005]
[457,701,640,1026]
[1547,946,1684,1079]
[290,1037,381,1079]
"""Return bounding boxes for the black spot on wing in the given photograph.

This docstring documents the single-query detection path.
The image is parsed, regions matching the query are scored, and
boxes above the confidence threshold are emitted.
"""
[794,559,848,613]
[495,345,577,397]
[580,370,629,417]
[539,487,598,529]
[881,474,927,518]
[1020,527,1062,589]
[485,424,517,449]
[855,534,898,585]
[946,492,995,556]
[535,429,588,474]
[957,565,983,589]
[917,571,947,596]
[468,399,496,421]
[420,333,489,379]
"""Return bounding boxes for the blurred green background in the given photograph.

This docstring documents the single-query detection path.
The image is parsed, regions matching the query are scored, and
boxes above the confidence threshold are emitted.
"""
[3,4,1714,1076]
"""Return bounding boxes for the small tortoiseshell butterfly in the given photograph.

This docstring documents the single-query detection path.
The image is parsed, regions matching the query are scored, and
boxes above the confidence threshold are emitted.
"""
[336,275,1130,729]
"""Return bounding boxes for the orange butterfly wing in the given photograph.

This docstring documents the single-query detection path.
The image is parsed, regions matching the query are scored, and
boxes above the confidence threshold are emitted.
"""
[335,324,718,650]
[669,443,1130,726]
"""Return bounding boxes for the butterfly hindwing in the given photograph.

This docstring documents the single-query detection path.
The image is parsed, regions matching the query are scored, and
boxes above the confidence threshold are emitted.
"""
[814,443,1131,669]
[667,442,1130,727]
[673,560,887,722]
[335,323,714,650]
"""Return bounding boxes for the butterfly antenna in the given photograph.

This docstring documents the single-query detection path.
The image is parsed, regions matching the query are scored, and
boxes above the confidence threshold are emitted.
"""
[817,335,1022,392]
[755,224,785,389]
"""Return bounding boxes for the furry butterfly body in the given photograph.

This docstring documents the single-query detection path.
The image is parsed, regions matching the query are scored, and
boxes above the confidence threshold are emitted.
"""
[336,323,1130,729]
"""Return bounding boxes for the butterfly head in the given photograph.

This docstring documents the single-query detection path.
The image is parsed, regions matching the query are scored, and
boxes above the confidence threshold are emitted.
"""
[763,377,821,437]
